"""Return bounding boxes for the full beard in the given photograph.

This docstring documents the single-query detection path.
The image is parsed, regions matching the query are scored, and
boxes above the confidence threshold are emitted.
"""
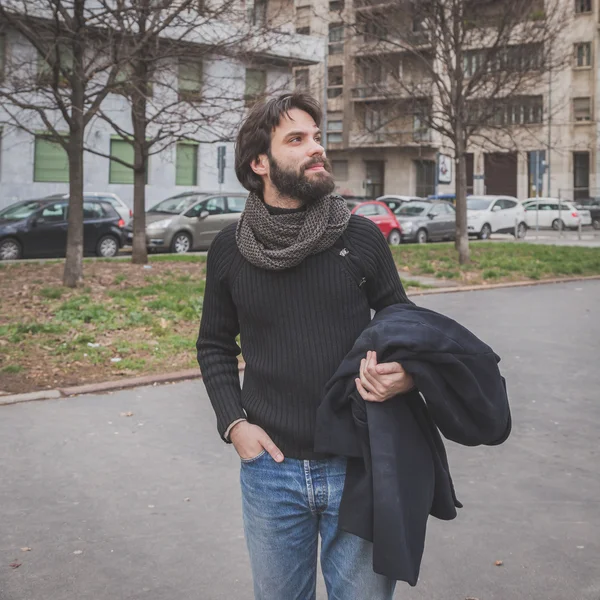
[268,154,336,205]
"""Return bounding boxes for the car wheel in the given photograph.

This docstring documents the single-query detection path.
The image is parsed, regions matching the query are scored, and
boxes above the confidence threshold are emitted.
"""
[552,219,565,231]
[515,222,527,239]
[593,218,600,230]
[171,231,192,254]
[387,229,401,245]
[478,224,492,240]
[416,228,428,244]
[0,238,22,260]
[96,235,119,257]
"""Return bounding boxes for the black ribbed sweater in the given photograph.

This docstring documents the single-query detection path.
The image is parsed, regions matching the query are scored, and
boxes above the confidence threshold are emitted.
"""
[196,215,410,459]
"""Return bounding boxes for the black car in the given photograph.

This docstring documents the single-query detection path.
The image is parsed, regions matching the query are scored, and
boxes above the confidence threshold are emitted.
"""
[575,198,600,230]
[0,198,127,260]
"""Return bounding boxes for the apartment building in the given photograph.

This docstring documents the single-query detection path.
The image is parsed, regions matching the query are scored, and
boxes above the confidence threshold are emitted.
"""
[0,3,322,211]
[292,0,600,202]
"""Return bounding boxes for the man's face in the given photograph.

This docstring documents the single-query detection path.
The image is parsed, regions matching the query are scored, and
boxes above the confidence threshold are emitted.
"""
[263,108,335,204]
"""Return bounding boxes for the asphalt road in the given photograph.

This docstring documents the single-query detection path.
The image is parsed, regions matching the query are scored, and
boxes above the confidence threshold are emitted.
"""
[1,281,599,600]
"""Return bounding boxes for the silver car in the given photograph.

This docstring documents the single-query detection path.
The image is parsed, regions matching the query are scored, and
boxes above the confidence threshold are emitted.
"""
[145,192,248,252]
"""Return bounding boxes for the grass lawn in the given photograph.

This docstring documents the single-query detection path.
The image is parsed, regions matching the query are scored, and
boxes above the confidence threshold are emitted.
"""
[0,242,598,394]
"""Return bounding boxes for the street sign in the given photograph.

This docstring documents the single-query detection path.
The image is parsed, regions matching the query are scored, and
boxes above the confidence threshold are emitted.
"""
[217,146,226,185]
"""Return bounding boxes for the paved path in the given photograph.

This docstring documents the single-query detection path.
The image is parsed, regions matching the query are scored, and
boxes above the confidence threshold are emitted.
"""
[1,281,599,600]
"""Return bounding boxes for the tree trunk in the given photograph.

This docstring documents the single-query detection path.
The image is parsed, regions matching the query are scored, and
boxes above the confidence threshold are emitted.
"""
[63,3,86,288]
[131,83,148,265]
[454,142,470,265]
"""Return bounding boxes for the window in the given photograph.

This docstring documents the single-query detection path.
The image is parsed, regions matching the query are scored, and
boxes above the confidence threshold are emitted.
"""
[38,44,73,86]
[364,104,384,131]
[109,138,135,184]
[327,65,343,98]
[327,118,343,145]
[83,202,106,220]
[329,23,344,54]
[34,135,69,183]
[331,160,348,180]
[179,59,203,102]
[39,203,67,223]
[252,0,268,26]
[296,6,311,33]
[245,68,266,106]
[329,0,343,11]
[328,120,343,131]
[226,196,247,213]
[574,42,592,67]
[295,68,309,90]
[203,196,226,214]
[361,17,388,41]
[327,132,343,144]
[176,142,198,186]
[573,97,591,121]
[575,0,592,13]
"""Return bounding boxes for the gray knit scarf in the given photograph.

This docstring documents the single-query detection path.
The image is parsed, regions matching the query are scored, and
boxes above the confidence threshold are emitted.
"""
[236,192,351,271]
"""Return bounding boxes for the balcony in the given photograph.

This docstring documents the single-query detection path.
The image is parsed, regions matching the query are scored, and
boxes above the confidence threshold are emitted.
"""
[349,127,434,148]
[351,81,432,101]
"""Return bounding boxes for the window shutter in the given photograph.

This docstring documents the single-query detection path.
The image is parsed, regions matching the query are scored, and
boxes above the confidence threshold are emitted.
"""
[176,143,198,186]
[34,136,69,183]
[245,69,266,102]
[109,139,135,184]
[179,60,203,101]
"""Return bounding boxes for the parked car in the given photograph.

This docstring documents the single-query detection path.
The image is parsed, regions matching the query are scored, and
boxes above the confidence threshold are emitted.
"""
[376,195,423,213]
[574,198,600,230]
[45,192,132,224]
[351,201,403,245]
[0,198,127,260]
[522,198,592,230]
[393,200,456,244]
[466,195,527,239]
[144,191,248,253]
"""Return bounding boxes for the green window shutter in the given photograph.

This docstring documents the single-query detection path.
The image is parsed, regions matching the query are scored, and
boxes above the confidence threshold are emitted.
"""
[176,143,198,186]
[245,69,266,98]
[179,60,202,101]
[34,136,69,183]
[109,139,134,184]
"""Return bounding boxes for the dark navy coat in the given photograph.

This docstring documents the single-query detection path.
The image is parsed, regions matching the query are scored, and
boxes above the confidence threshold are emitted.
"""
[314,303,511,586]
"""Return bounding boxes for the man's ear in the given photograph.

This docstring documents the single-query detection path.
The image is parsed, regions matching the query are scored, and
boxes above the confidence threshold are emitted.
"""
[251,154,269,176]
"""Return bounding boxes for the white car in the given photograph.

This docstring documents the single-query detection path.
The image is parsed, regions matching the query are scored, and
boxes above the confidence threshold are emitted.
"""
[467,195,528,240]
[45,192,132,225]
[522,198,592,230]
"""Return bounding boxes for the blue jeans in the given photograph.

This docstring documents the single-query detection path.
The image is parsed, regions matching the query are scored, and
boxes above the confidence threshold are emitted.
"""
[240,452,396,600]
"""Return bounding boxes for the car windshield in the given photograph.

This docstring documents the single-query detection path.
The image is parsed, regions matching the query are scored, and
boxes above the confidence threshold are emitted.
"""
[0,201,43,221]
[467,198,493,211]
[148,195,205,214]
[394,202,430,216]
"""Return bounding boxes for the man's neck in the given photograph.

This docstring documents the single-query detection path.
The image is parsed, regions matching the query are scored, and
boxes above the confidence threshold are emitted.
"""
[262,183,303,210]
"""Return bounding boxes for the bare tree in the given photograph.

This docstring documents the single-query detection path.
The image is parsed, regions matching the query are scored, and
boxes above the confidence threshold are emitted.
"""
[0,0,126,285]
[347,0,569,263]
[84,0,297,263]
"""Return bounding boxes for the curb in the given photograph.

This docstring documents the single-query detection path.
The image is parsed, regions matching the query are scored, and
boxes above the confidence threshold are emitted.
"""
[407,274,600,297]
[0,364,245,407]
[2,275,599,404]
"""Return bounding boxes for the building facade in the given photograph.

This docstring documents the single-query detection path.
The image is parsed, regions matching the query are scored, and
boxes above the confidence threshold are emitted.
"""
[292,0,600,202]
[0,5,322,211]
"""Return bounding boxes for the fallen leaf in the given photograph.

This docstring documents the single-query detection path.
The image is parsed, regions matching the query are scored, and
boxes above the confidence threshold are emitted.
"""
[73,550,83,555]
[20,547,31,552]
[465,597,480,600]
[184,497,191,502]
[159,318,169,329]
[120,412,134,417]
[495,560,504,566]
[9,563,22,569]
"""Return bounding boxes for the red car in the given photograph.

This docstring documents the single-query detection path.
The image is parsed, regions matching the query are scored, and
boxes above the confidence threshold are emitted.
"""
[350,201,403,245]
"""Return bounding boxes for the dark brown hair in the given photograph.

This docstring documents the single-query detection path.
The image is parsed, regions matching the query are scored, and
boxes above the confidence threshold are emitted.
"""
[235,92,323,195]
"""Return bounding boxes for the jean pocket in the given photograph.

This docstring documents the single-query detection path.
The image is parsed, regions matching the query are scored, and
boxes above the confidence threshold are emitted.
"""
[240,449,267,464]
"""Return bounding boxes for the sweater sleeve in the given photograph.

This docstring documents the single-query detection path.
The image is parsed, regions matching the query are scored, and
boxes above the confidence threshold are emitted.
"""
[196,229,245,442]
[348,216,412,312]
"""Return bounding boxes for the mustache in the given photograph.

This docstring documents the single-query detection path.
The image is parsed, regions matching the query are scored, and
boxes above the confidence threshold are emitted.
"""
[302,157,332,173]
